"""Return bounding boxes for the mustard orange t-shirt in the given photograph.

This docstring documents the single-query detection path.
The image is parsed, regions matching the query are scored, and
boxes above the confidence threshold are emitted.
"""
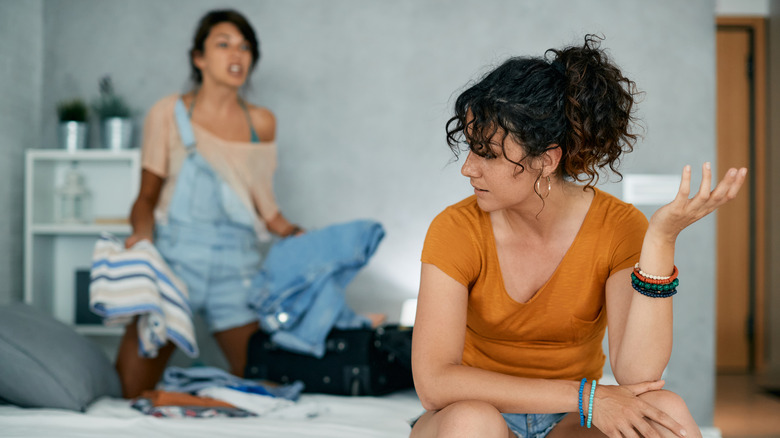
[421,188,648,381]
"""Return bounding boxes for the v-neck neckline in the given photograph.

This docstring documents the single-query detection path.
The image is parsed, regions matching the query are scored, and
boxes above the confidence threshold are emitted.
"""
[489,188,600,306]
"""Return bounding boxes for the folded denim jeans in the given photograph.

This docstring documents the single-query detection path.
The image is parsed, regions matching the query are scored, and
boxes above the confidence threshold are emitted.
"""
[249,220,384,357]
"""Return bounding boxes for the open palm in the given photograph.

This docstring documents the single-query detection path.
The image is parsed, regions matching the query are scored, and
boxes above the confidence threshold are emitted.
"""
[649,163,748,238]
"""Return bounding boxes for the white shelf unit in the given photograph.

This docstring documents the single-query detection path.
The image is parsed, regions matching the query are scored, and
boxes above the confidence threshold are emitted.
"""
[24,149,140,335]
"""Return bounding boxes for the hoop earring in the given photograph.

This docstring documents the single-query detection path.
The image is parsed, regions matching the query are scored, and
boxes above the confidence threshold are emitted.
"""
[536,176,551,200]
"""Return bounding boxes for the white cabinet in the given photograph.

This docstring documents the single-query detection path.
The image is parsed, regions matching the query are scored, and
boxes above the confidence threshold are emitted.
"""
[24,149,141,335]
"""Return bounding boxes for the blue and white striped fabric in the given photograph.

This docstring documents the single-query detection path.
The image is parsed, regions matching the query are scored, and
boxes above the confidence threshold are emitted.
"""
[90,233,198,358]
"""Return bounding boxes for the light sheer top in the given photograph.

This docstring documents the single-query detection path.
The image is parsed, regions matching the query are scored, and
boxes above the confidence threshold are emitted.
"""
[140,94,280,234]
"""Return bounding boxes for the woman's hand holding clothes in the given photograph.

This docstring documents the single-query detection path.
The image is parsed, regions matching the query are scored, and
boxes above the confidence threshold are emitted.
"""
[588,380,687,438]
[124,232,153,249]
[648,163,747,242]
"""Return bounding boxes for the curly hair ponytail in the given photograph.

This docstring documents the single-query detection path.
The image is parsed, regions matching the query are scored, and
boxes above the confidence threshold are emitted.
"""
[547,34,641,186]
[446,34,641,189]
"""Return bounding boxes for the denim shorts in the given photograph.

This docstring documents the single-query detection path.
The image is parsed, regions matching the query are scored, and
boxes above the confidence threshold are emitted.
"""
[409,411,567,437]
[156,223,261,333]
[503,412,567,438]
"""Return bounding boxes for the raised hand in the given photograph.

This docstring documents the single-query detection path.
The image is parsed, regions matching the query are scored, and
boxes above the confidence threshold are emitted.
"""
[649,163,747,240]
[591,381,687,438]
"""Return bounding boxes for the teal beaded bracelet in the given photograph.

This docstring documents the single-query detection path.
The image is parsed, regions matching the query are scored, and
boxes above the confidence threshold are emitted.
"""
[631,281,677,298]
[631,273,679,298]
[587,380,597,429]
[631,275,679,291]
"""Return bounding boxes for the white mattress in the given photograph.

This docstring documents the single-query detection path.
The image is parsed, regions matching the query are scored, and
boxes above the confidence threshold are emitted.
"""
[0,390,723,438]
[0,390,423,438]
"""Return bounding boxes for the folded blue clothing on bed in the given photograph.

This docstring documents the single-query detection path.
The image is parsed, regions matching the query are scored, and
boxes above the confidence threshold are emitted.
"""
[90,233,198,358]
[161,366,304,401]
[248,220,384,358]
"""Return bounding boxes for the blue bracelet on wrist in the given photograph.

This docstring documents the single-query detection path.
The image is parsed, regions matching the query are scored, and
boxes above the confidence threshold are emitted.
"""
[578,378,587,427]
[587,379,597,429]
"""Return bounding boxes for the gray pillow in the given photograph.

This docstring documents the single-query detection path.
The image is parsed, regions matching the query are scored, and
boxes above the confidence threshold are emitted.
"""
[0,303,121,411]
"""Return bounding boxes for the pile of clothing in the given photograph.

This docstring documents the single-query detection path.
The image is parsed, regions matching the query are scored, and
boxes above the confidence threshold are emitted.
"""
[130,366,323,419]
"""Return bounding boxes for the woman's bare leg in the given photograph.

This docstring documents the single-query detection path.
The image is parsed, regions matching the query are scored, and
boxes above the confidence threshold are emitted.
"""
[640,390,701,438]
[410,400,514,438]
[213,321,260,377]
[115,318,176,398]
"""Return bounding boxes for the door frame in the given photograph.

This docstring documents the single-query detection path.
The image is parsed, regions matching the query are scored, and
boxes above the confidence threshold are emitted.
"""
[716,16,767,372]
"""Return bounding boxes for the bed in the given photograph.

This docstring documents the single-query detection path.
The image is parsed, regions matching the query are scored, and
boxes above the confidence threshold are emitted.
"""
[0,389,423,438]
[0,304,721,438]
[0,303,424,437]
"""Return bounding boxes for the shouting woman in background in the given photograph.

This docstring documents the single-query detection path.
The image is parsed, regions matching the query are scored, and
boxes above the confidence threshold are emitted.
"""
[117,9,302,398]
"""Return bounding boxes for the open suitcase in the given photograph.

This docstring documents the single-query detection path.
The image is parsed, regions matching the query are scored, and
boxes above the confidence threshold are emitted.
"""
[245,325,414,396]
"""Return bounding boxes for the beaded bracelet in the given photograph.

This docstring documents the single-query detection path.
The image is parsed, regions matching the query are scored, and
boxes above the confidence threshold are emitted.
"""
[587,380,597,429]
[633,264,679,284]
[578,378,587,426]
[631,274,679,291]
[631,261,680,298]
[631,280,678,298]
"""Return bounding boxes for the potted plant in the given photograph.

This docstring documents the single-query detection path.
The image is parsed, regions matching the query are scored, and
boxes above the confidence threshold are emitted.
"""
[56,99,89,151]
[92,76,135,150]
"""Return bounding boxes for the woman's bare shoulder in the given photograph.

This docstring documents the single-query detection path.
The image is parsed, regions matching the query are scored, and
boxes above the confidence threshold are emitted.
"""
[247,104,276,142]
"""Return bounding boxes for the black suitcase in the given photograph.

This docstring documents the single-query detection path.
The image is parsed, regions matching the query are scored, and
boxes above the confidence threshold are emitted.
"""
[245,325,414,396]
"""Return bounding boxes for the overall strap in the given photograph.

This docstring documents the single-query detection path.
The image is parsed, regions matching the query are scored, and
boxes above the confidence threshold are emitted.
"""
[174,98,197,151]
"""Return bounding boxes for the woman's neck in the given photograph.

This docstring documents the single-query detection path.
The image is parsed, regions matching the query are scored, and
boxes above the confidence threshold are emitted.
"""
[191,80,241,117]
[497,180,593,240]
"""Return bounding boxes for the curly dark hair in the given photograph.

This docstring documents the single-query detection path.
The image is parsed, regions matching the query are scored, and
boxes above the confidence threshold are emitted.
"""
[446,34,641,191]
[189,9,261,85]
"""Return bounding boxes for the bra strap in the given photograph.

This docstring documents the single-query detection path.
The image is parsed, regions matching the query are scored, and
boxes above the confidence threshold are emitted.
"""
[238,98,261,143]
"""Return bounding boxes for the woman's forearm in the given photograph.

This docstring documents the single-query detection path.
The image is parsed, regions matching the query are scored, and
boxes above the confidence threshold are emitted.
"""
[612,225,676,383]
[126,169,163,245]
[415,362,580,414]
[612,164,747,383]
[129,197,156,240]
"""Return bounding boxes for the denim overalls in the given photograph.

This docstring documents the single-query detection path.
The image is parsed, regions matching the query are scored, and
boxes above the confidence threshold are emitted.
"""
[153,99,262,333]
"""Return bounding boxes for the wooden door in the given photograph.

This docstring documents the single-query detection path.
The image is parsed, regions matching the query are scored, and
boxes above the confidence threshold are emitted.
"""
[715,18,767,373]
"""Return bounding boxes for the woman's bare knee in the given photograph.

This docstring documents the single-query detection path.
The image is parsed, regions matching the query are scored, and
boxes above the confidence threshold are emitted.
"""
[639,390,690,420]
[411,400,511,438]
[639,390,701,438]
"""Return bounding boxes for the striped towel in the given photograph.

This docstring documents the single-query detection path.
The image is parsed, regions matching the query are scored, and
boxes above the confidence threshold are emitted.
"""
[90,233,198,358]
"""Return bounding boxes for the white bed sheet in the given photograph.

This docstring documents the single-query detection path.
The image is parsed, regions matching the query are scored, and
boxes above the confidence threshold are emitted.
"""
[0,390,423,438]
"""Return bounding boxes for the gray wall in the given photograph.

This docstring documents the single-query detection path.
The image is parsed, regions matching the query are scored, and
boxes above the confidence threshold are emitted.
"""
[0,0,43,305]
[6,0,719,425]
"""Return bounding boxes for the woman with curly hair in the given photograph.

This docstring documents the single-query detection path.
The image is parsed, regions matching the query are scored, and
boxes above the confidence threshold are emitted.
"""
[410,35,746,437]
